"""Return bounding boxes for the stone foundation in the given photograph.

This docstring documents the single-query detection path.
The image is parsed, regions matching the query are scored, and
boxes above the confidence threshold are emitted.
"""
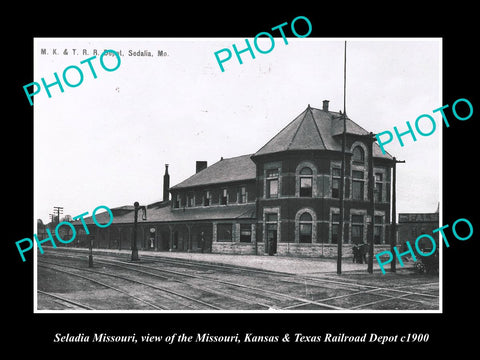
[212,242,260,255]
[212,241,392,259]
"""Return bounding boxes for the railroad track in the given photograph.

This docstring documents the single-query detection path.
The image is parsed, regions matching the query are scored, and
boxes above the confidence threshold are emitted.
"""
[38,260,224,310]
[38,262,167,310]
[103,253,439,309]
[39,252,344,310]
[39,249,439,311]
[37,290,95,310]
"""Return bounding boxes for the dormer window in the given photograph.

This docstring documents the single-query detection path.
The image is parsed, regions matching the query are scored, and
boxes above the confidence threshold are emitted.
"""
[238,186,247,203]
[174,194,181,208]
[187,193,194,207]
[220,188,228,205]
[204,190,211,206]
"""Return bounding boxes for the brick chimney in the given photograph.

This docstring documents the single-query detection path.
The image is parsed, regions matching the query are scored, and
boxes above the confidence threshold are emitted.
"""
[163,164,170,202]
[322,100,329,111]
[196,161,208,173]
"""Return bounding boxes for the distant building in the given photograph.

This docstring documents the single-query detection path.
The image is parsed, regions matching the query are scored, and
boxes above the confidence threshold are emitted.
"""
[397,207,440,248]
[71,101,398,258]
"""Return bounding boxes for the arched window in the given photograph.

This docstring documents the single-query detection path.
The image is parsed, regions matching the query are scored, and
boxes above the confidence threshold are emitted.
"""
[299,167,313,197]
[352,146,365,163]
[299,212,313,243]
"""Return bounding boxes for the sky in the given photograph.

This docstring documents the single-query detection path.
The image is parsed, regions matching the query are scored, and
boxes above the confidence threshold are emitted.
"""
[34,38,441,224]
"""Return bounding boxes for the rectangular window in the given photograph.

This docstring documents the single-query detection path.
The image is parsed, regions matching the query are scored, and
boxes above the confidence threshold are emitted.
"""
[240,224,251,243]
[220,188,228,205]
[332,178,339,198]
[188,193,194,207]
[204,191,210,206]
[300,177,312,197]
[374,182,383,202]
[374,173,383,202]
[266,169,279,198]
[217,224,232,242]
[174,194,180,208]
[239,186,247,203]
[332,167,341,199]
[351,225,364,244]
[267,179,278,198]
[352,181,364,200]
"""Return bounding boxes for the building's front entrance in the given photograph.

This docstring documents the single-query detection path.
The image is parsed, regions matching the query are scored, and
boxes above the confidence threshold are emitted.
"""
[267,224,277,255]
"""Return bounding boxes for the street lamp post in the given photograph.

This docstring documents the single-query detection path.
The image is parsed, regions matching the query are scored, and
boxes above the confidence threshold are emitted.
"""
[132,201,147,261]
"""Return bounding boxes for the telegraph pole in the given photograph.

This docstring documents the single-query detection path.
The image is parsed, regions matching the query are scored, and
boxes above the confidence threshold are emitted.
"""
[337,41,347,275]
[53,206,63,223]
[391,157,405,272]
[338,112,346,275]
[367,132,375,274]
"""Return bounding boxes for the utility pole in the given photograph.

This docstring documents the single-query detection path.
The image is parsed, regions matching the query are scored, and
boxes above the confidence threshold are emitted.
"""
[337,40,347,275]
[367,132,375,274]
[53,206,63,223]
[391,157,405,272]
[338,112,346,275]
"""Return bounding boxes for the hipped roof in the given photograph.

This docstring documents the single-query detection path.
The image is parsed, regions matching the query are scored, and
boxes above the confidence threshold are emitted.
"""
[171,154,256,190]
[71,202,256,226]
[254,106,393,159]
[170,106,392,191]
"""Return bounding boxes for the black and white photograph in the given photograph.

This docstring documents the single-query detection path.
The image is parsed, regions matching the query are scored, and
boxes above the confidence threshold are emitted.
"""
[7,8,478,354]
[33,37,442,313]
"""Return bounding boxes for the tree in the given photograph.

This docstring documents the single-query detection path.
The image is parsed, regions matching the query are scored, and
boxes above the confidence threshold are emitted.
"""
[60,215,73,222]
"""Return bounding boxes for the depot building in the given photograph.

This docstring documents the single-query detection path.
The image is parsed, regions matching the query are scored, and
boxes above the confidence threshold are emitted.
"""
[71,100,395,258]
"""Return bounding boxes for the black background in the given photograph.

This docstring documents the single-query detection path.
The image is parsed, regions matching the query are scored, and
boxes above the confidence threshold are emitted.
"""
[6,4,477,355]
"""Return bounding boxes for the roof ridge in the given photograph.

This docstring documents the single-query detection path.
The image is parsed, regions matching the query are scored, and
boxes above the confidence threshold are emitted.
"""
[309,107,327,149]
[253,107,308,156]
[287,107,309,150]
[221,153,255,161]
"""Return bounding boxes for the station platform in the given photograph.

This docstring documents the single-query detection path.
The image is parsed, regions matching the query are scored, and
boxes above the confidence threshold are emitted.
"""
[49,247,412,275]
